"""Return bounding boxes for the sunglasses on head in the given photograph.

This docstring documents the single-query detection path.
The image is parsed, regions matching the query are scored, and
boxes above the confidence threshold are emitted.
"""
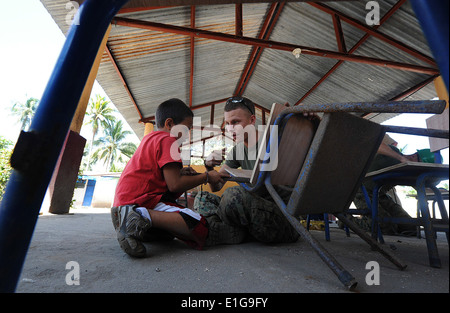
[227,97,255,115]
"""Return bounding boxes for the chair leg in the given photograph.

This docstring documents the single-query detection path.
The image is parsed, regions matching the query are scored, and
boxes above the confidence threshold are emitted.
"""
[371,186,385,244]
[416,203,422,239]
[324,213,330,241]
[417,176,441,268]
[335,213,407,271]
[266,181,357,290]
[285,213,358,290]
[307,214,331,241]
[429,186,449,244]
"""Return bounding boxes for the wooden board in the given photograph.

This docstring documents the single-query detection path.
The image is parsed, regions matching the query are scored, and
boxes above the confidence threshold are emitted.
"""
[366,162,449,177]
[249,103,315,185]
[287,112,385,216]
[224,168,252,183]
[270,115,315,185]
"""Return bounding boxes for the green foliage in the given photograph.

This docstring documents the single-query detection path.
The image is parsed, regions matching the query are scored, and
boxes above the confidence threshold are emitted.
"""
[84,94,117,138]
[90,118,137,172]
[83,94,117,171]
[11,97,39,131]
[0,137,13,201]
[398,144,408,154]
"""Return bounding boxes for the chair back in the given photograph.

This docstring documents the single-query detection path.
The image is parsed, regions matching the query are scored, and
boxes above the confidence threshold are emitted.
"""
[283,112,385,216]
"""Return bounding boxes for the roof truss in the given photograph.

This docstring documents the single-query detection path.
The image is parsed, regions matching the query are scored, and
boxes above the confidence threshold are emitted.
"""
[98,0,438,127]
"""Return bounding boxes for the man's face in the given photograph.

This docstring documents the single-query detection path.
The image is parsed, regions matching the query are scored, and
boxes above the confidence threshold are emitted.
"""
[224,108,256,143]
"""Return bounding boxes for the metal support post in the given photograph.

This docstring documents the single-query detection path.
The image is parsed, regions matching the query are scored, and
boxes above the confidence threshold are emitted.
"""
[410,0,449,91]
[0,0,129,292]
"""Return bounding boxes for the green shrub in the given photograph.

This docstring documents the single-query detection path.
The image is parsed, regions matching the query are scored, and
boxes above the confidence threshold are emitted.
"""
[0,137,13,201]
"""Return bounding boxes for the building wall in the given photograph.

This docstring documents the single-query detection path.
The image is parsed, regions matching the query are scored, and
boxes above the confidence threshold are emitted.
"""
[91,178,119,208]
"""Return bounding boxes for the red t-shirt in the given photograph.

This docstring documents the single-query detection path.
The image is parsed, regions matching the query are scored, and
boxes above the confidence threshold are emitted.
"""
[113,131,183,209]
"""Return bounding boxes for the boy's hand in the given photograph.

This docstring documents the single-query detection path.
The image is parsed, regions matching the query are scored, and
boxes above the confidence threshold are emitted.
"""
[180,166,198,176]
[207,170,229,185]
[204,150,223,168]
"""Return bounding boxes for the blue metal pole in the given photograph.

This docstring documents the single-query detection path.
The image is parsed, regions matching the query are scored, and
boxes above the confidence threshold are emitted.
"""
[0,0,128,292]
[416,173,440,268]
[410,0,449,91]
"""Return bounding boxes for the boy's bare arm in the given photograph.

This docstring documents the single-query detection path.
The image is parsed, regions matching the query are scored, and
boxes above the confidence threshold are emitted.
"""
[162,163,229,193]
[208,165,231,192]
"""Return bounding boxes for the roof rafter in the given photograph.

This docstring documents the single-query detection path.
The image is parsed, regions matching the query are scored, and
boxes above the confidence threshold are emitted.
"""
[234,1,285,96]
[389,74,439,101]
[189,5,196,108]
[139,96,270,123]
[362,74,438,119]
[295,0,407,105]
[332,14,347,53]
[309,2,436,66]
[111,16,439,75]
[105,44,143,120]
[117,6,173,14]
[235,3,243,36]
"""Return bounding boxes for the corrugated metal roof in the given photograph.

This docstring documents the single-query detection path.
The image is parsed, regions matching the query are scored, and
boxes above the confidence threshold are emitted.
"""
[40,0,439,140]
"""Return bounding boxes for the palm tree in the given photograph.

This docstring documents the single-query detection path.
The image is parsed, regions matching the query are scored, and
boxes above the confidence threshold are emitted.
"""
[84,94,116,170]
[91,120,137,172]
[11,97,39,131]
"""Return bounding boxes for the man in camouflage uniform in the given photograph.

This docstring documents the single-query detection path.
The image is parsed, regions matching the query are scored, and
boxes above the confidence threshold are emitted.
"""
[194,97,299,244]
[194,186,299,243]
[350,143,418,235]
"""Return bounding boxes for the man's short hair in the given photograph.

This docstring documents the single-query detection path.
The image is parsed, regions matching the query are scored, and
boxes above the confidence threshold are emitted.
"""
[156,98,194,129]
[224,96,255,115]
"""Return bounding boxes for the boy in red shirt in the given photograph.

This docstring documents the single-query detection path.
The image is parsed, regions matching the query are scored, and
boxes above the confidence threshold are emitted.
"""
[112,98,245,257]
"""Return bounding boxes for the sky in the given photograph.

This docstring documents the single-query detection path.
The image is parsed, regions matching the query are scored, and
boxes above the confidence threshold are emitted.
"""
[0,0,448,165]
[0,0,138,144]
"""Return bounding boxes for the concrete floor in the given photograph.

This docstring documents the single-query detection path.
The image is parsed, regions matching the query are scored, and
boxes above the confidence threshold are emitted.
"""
[16,207,448,295]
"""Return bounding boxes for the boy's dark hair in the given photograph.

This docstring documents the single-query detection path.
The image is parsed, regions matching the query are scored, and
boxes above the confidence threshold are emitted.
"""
[155,98,194,129]
[224,96,255,115]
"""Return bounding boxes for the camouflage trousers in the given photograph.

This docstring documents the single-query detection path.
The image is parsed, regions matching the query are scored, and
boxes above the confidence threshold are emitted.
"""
[194,186,299,243]
[350,187,416,235]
